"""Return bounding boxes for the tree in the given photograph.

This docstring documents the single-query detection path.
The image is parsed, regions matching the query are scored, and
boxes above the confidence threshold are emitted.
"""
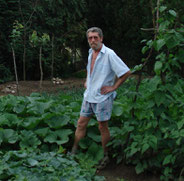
[18,0,38,81]
[33,0,87,78]
[30,31,50,90]
[1,0,184,82]
[9,21,24,95]
[0,0,20,76]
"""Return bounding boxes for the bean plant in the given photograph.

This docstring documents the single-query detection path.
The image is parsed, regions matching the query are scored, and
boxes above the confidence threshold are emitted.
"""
[109,3,184,181]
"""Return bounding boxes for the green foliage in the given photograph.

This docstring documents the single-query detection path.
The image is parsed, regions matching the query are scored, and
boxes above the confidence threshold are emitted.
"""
[1,0,184,81]
[30,31,50,47]
[109,76,184,180]
[1,2,184,180]
[10,21,24,45]
[0,149,104,181]
[0,91,105,180]
[109,3,184,180]
[142,4,184,78]
[72,69,87,78]
[1,71,184,180]
[0,0,87,81]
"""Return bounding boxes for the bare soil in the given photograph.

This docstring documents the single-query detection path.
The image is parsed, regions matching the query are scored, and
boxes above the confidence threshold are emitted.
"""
[97,161,160,181]
[0,78,160,181]
[0,78,85,96]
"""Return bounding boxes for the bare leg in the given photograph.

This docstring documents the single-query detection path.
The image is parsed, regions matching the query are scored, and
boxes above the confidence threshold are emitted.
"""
[72,116,91,153]
[98,121,110,153]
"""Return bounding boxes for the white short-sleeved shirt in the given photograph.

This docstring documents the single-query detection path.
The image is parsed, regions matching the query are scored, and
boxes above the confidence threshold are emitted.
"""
[84,44,130,103]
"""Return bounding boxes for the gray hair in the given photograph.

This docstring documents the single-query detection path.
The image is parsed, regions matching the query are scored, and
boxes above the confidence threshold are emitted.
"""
[86,27,103,38]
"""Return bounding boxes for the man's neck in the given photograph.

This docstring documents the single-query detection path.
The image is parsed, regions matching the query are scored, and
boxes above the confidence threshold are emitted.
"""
[93,44,102,53]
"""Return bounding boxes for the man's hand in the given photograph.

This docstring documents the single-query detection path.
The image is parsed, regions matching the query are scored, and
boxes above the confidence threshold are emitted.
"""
[101,71,131,95]
[101,86,115,95]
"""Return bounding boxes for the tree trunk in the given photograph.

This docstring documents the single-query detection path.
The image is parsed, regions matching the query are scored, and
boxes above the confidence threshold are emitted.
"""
[11,46,19,96]
[23,30,26,81]
[39,46,43,91]
[51,34,54,80]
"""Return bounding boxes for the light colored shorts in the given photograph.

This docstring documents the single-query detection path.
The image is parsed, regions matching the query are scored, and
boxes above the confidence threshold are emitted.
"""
[80,95,114,121]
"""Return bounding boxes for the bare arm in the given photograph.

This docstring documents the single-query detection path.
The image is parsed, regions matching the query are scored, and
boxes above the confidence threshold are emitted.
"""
[84,71,88,88]
[101,70,131,95]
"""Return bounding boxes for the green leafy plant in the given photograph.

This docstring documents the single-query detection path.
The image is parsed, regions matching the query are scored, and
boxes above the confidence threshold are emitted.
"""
[0,149,105,181]
[0,89,105,180]
[109,2,184,180]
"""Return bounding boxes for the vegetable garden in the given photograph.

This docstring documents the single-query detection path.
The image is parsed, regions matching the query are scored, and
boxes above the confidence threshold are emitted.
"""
[1,1,184,181]
[1,72,184,181]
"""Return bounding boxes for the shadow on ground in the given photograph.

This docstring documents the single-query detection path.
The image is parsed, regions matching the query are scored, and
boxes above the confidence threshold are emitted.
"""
[97,161,160,181]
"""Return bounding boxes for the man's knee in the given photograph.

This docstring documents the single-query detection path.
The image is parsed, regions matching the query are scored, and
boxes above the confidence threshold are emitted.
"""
[77,116,90,131]
[98,121,109,133]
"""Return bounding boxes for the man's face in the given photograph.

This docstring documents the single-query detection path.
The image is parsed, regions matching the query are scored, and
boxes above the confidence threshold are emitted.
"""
[87,32,103,51]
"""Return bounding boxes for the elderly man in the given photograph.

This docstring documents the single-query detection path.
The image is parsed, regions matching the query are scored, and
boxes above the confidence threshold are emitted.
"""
[72,27,131,169]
